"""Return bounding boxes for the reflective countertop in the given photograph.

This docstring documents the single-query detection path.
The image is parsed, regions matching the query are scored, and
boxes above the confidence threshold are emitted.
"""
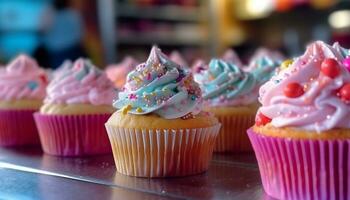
[0,147,275,200]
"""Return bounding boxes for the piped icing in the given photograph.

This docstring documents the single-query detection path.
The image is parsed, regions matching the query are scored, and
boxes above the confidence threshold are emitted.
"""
[257,41,350,132]
[194,59,258,107]
[114,46,202,119]
[222,49,243,68]
[0,54,48,101]
[105,56,138,89]
[53,60,73,78]
[45,58,115,105]
[246,55,280,84]
[169,51,188,68]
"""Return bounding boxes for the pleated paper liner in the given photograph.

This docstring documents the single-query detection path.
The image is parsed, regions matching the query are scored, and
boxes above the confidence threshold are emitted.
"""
[105,124,221,178]
[34,113,112,157]
[0,109,40,146]
[214,113,255,152]
[248,128,350,200]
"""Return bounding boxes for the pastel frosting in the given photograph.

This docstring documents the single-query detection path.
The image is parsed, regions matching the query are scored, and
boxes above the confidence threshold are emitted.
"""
[194,59,258,107]
[45,58,115,105]
[169,51,188,68]
[114,46,202,119]
[105,56,138,89]
[258,41,350,132]
[0,54,48,101]
[53,60,73,78]
[246,56,280,84]
[222,49,243,68]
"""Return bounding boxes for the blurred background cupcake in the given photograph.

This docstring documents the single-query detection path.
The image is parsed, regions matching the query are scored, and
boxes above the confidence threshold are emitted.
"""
[0,54,48,146]
[194,57,279,152]
[34,58,115,156]
[105,46,220,177]
[248,41,350,199]
[105,56,138,89]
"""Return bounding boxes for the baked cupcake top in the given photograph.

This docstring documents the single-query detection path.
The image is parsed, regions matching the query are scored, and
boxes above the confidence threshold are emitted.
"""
[194,59,258,107]
[45,58,115,106]
[169,51,188,68]
[114,46,202,119]
[0,54,48,101]
[256,41,350,132]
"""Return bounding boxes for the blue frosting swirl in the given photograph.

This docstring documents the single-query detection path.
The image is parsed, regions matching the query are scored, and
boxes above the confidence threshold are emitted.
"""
[114,46,202,119]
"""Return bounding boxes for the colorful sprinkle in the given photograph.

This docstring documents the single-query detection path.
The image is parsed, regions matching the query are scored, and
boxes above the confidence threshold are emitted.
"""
[27,81,38,90]
[136,107,143,113]
[281,59,293,70]
[121,104,132,115]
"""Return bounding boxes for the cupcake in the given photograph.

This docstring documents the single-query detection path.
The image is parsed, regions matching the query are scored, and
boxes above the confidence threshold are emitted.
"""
[52,59,73,78]
[105,46,220,177]
[105,56,138,89]
[34,58,115,156]
[0,54,47,146]
[169,50,189,68]
[195,58,278,152]
[248,41,350,199]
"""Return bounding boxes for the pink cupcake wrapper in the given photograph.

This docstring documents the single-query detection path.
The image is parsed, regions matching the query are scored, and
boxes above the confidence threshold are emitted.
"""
[248,128,350,200]
[105,124,221,177]
[34,113,112,156]
[0,109,40,146]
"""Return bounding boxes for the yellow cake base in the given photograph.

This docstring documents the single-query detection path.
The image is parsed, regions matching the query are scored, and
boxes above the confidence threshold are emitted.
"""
[40,103,115,115]
[106,111,219,129]
[0,99,42,110]
[253,124,350,140]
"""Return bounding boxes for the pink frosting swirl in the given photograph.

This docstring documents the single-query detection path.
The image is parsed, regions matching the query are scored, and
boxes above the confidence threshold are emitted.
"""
[0,54,48,101]
[45,58,115,105]
[105,56,138,89]
[258,41,350,132]
[169,51,189,68]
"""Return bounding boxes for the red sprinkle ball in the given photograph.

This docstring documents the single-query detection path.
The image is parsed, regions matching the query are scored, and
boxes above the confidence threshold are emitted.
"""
[255,112,271,126]
[321,58,339,78]
[284,82,304,98]
[339,83,350,102]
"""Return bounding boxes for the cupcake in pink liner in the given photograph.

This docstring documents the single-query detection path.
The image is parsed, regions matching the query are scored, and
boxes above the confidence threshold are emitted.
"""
[34,58,115,156]
[0,54,48,146]
[105,56,138,89]
[248,41,350,199]
[169,50,189,68]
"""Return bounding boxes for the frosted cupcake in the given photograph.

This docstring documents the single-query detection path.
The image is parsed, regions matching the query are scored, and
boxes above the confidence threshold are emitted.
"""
[35,58,115,156]
[105,56,138,89]
[195,58,278,152]
[248,41,350,199]
[0,54,48,146]
[105,46,220,177]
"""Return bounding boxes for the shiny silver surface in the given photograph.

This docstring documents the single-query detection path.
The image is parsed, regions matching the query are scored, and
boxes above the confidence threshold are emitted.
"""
[0,147,275,200]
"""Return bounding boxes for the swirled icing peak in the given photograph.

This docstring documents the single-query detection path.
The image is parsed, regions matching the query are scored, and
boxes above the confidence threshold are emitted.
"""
[0,54,48,101]
[257,41,350,132]
[222,49,243,68]
[246,55,280,84]
[194,59,258,106]
[45,58,115,105]
[114,46,202,119]
[105,56,138,89]
[169,51,188,68]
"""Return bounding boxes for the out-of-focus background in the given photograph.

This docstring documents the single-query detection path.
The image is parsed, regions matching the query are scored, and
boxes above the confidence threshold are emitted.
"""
[0,0,349,68]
